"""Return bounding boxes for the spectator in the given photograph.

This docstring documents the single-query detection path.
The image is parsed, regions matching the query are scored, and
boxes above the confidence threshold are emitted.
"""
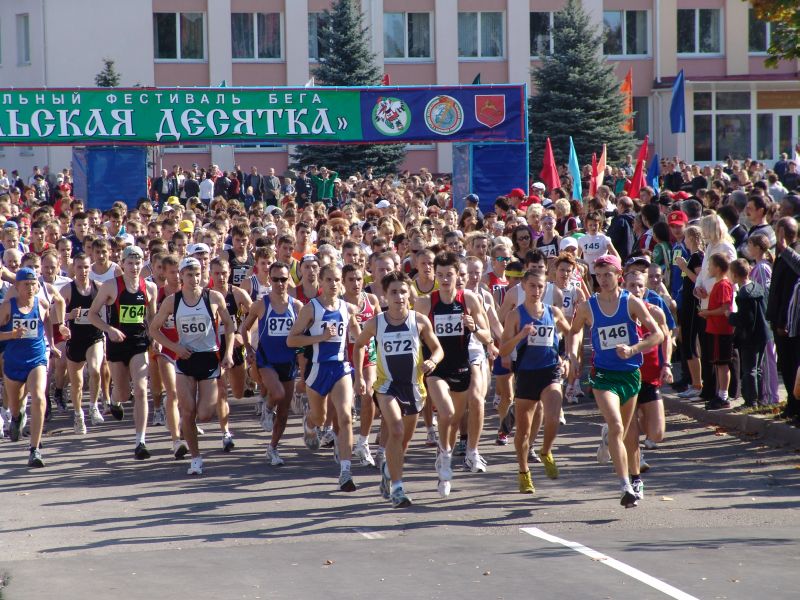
[698,253,735,410]
[607,196,636,263]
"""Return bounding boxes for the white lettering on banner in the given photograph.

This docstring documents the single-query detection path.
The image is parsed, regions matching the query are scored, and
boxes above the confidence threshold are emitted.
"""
[123,94,132,105]
[232,110,254,135]
[200,94,210,105]
[52,95,64,105]
[181,109,205,136]
[18,95,28,105]
[311,110,334,134]
[71,92,81,104]
[597,324,629,351]
[156,110,181,141]
[110,110,134,136]
[206,109,229,135]
[139,94,149,104]
[106,93,117,104]
[298,93,306,103]
[2,95,12,104]
[9,111,30,137]
[286,109,309,135]
[284,93,293,104]
[185,94,195,104]
[35,94,45,105]
[257,109,283,135]
[231,95,240,104]
[31,110,55,137]
[215,94,226,105]
[268,93,278,104]
[312,94,321,104]
[169,93,180,104]
[84,109,109,136]
[154,93,163,104]
[57,110,81,136]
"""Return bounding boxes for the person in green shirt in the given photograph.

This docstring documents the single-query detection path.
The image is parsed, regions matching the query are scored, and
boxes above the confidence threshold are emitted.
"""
[310,166,338,207]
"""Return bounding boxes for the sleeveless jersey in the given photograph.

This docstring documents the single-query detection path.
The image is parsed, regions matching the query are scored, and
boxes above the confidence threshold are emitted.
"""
[256,298,297,365]
[217,289,241,335]
[542,282,556,307]
[374,312,425,403]
[228,252,254,286]
[295,283,320,305]
[560,282,579,320]
[5,297,47,370]
[248,275,270,301]
[174,290,218,353]
[637,303,662,385]
[89,263,118,284]
[467,287,492,363]
[108,276,149,348]
[157,286,179,360]
[308,297,349,363]
[515,303,560,370]
[66,281,104,345]
[429,289,470,372]
[588,290,642,371]
[413,277,438,298]
[536,235,561,258]
[346,292,376,366]
[487,272,508,306]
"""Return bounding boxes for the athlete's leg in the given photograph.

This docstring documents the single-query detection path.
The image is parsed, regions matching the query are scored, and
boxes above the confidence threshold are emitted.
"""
[447,389,469,450]
[196,378,219,423]
[426,378,455,452]
[216,369,231,435]
[227,362,246,400]
[101,358,111,405]
[359,365,376,438]
[539,384,564,456]
[594,390,637,480]
[376,394,418,483]
[128,353,150,442]
[157,357,181,442]
[513,398,537,474]
[330,374,354,463]
[149,355,163,410]
[67,359,86,416]
[640,400,665,444]
[258,367,293,447]
[176,374,200,456]
[85,342,104,411]
[305,386,327,430]
[26,365,48,450]
[109,361,131,409]
[466,363,487,453]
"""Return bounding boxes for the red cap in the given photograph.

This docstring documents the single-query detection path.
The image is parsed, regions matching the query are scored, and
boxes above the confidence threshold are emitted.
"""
[674,191,690,200]
[594,254,622,271]
[668,210,689,225]
[508,188,526,198]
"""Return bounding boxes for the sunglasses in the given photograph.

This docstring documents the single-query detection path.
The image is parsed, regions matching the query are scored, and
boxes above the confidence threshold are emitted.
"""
[517,235,531,241]
[271,277,289,283]
[495,256,511,262]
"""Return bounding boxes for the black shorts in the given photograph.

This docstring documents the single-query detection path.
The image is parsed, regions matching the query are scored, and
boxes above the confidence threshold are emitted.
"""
[431,366,471,393]
[176,351,221,380]
[66,335,104,364]
[637,381,661,404]
[220,334,245,367]
[514,365,563,402]
[261,361,298,383]
[710,333,733,365]
[107,339,149,366]
[377,383,425,416]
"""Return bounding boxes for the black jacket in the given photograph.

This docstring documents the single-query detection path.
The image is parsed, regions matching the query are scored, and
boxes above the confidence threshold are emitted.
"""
[607,212,636,263]
[766,246,800,330]
[728,281,771,346]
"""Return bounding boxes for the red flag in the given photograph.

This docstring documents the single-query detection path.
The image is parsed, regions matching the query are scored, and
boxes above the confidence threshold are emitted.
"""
[589,145,607,196]
[589,153,598,196]
[627,135,649,199]
[539,137,560,192]
[382,73,391,85]
[621,69,634,133]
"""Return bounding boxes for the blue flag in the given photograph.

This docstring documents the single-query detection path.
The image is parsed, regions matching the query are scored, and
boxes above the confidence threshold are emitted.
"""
[670,70,686,134]
[647,153,660,195]
[568,137,582,200]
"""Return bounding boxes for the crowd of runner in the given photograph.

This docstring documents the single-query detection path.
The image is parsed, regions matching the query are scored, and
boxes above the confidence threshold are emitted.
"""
[1,156,799,510]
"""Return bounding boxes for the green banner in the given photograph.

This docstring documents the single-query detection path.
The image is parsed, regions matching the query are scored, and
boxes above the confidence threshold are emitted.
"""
[0,88,364,145]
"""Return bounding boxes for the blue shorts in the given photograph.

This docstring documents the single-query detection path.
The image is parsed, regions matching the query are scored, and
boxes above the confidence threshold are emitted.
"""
[5,359,48,383]
[305,361,353,397]
[492,355,511,376]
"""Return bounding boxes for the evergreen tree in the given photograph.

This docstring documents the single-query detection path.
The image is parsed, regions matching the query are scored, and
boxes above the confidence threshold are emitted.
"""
[291,0,405,178]
[529,0,634,173]
[95,58,121,88]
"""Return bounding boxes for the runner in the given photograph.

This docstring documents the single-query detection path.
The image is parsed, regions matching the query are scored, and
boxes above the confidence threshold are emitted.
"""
[353,271,443,508]
[553,253,587,404]
[240,246,273,302]
[88,245,158,460]
[150,257,235,475]
[567,254,663,507]
[223,225,254,287]
[287,264,361,492]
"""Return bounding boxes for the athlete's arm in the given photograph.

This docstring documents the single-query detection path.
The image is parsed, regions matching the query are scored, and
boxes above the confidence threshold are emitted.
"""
[353,316,377,395]
[604,236,620,258]
[88,280,124,342]
[463,290,492,345]
[239,297,266,358]
[648,305,673,384]
[484,297,504,344]
[148,295,189,359]
[412,296,430,317]
[620,295,664,359]
[346,302,362,344]
[550,286,564,310]
[567,301,591,365]
[0,301,23,341]
[498,309,527,357]
[550,305,572,337]
[240,277,253,298]
[416,313,443,373]
[144,280,158,324]
[61,285,76,321]
[210,290,235,369]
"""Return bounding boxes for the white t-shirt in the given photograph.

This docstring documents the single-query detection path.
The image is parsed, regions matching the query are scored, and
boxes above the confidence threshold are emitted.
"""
[579,234,612,274]
[199,178,214,200]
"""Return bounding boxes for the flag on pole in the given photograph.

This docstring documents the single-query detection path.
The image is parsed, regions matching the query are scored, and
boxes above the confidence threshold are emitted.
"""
[472,73,482,85]
[540,137,560,192]
[568,137,582,200]
[382,73,391,85]
[590,153,598,197]
[670,69,686,134]
[646,154,660,195]
[304,77,315,88]
[590,144,607,196]
[627,135,649,199]
[621,69,634,133]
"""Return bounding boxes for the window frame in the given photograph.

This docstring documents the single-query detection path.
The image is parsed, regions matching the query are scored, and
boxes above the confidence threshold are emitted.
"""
[153,12,207,63]
[233,143,288,153]
[529,11,554,58]
[603,10,650,58]
[16,13,31,66]
[632,96,651,142]
[383,12,434,62]
[231,12,284,62]
[308,12,327,63]
[676,8,724,58]
[458,11,506,61]
[747,9,772,56]
[690,89,762,162]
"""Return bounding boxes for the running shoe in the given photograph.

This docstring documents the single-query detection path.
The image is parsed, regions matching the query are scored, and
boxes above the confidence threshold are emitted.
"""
[677,387,702,399]
[425,427,439,448]
[73,411,87,435]
[222,432,235,452]
[354,439,376,468]
[492,394,501,410]
[631,478,644,500]
[559,409,566,425]
[89,405,105,425]
[9,414,23,442]
[705,397,732,410]
[540,452,559,479]
[339,468,357,492]
[639,453,650,473]
[390,486,412,509]
[320,427,336,448]
[597,424,611,464]
[187,456,203,476]
[109,402,124,421]
[620,484,639,508]
[529,446,542,462]
[435,449,453,481]
[376,447,386,474]
[28,448,45,468]
[379,462,391,499]
[643,438,658,450]
[243,388,255,398]
[437,480,451,498]
[565,382,580,404]
[495,432,509,446]
[302,412,320,451]
[54,390,67,411]
[151,405,166,427]
[173,440,189,460]
[464,451,488,473]
[518,471,535,494]
[134,443,151,460]
[575,382,586,397]
[260,404,276,432]
[453,439,467,457]
[266,445,285,466]
[254,397,264,416]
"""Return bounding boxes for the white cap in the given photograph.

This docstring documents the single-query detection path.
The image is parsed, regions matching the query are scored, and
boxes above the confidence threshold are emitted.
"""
[265,222,278,232]
[188,243,210,255]
[179,257,201,271]
[559,237,579,251]
[376,200,391,209]
[532,182,546,191]
[122,245,144,260]
[264,205,280,214]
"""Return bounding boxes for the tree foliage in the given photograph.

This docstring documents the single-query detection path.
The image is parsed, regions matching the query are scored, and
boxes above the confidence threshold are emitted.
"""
[749,1,800,67]
[529,0,634,172]
[95,58,121,88]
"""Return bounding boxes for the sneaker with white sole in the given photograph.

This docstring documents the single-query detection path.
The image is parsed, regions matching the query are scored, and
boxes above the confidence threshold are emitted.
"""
[492,394,501,410]
[254,398,264,416]
[354,440,376,467]
[620,485,639,508]
[643,438,658,450]
[379,462,391,499]
[597,423,611,464]
[565,382,580,404]
[435,449,453,481]
[559,408,566,425]
[222,432,235,452]
[639,453,650,473]
[464,451,487,473]
[320,427,336,448]
[89,405,105,425]
[173,440,189,460]
[390,486,412,508]
[425,427,438,447]
[73,411,87,435]
[338,467,357,492]
[677,387,702,399]
[265,445,285,466]
[151,405,166,426]
[187,456,203,475]
[302,412,320,451]
[437,479,451,498]
[631,478,644,500]
[260,404,275,432]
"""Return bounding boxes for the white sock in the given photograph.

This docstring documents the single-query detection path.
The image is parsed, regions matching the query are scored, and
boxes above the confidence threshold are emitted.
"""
[391,480,403,492]
[136,431,146,445]
[340,459,351,472]
[719,390,728,401]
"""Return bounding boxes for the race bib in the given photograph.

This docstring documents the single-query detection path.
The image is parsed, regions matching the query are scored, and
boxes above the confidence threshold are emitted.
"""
[527,324,554,347]
[267,316,293,336]
[597,324,629,351]
[13,317,39,339]
[434,313,463,337]
[323,320,345,342]
[232,267,248,285]
[74,308,92,325]
[381,332,414,356]
[119,304,145,324]
[178,314,209,336]
[562,294,572,310]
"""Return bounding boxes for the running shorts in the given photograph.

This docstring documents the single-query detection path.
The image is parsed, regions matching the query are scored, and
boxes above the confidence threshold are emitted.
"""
[514,364,563,402]
[589,368,641,405]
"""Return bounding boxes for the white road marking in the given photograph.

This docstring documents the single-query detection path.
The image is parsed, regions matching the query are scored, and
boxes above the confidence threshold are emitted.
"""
[354,528,384,540]
[521,527,700,600]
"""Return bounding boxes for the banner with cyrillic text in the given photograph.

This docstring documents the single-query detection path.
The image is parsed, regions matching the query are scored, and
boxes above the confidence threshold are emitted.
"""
[0,86,526,145]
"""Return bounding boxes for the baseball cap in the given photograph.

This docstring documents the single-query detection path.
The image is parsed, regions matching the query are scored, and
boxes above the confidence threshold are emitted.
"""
[179,257,201,271]
[668,211,689,226]
[464,193,479,203]
[559,237,579,252]
[122,245,144,260]
[625,255,651,268]
[594,254,622,271]
[300,254,319,266]
[161,204,175,213]
[188,243,210,255]
[3,221,19,230]
[532,182,546,192]
[15,267,37,282]
[508,188,526,198]
[674,191,690,200]
[178,219,194,234]
[376,200,391,209]
[167,196,181,206]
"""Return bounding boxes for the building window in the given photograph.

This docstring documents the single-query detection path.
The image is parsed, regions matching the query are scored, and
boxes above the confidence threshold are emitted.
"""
[384,13,431,59]
[693,91,754,161]
[308,12,328,61]
[677,9,721,55]
[603,11,648,56]
[153,13,205,60]
[530,12,553,57]
[231,13,282,60]
[633,97,649,140]
[756,114,773,160]
[458,12,504,58]
[16,14,30,65]
[748,9,772,54]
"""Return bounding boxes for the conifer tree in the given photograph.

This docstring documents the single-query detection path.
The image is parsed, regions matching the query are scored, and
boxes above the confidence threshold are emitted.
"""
[95,58,121,87]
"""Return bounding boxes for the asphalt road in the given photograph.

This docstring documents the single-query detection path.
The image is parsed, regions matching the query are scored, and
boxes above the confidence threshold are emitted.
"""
[1,398,798,599]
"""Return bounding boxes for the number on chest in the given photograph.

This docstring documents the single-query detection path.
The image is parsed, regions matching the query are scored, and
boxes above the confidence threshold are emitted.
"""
[527,324,554,347]
[178,314,208,336]
[267,316,293,336]
[434,313,463,337]
[381,332,413,356]
[597,324,629,350]
[13,318,39,339]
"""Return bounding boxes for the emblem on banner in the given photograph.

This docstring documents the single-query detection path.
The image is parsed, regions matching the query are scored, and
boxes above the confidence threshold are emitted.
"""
[424,95,464,135]
[475,95,505,128]
[372,97,411,136]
